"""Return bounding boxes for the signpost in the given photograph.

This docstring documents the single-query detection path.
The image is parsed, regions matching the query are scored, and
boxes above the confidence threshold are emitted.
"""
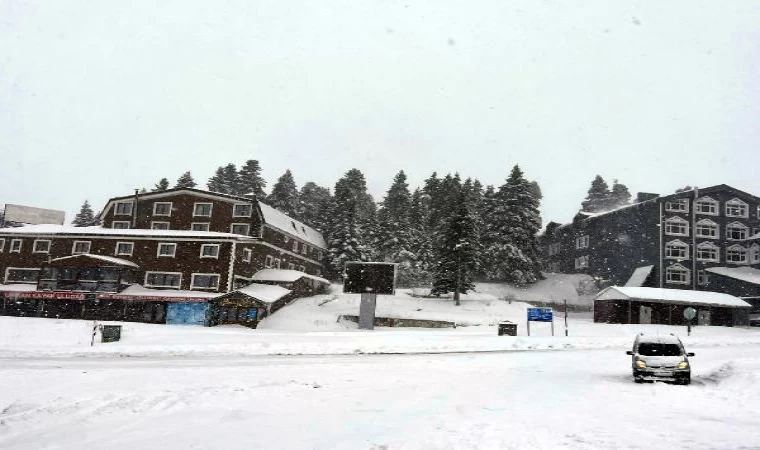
[343,262,397,330]
[684,307,697,336]
[527,307,554,336]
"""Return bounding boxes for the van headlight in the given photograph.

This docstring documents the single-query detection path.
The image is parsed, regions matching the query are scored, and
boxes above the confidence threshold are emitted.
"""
[636,360,647,369]
[678,361,689,369]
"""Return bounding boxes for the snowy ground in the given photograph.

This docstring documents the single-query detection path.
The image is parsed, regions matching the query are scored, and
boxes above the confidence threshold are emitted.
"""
[2,280,760,449]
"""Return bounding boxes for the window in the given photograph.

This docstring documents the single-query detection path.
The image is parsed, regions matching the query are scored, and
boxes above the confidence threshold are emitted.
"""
[5,268,40,284]
[33,240,51,254]
[287,263,295,270]
[697,270,710,286]
[0,239,4,252]
[200,244,220,258]
[574,255,589,269]
[242,248,252,262]
[193,202,213,217]
[664,217,689,236]
[665,198,689,213]
[695,197,718,215]
[665,240,689,259]
[145,272,181,288]
[115,241,134,256]
[72,241,91,254]
[302,244,309,255]
[191,223,210,232]
[318,250,323,260]
[231,223,250,236]
[726,245,747,264]
[114,201,133,215]
[547,243,560,256]
[293,240,299,252]
[753,228,760,238]
[696,242,719,262]
[726,222,748,240]
[665,264,690,284]
[10,239,22,253]
[191,273,220,290]
[157,243,177,257]
[274,258,281,269]
[575,235,589,249]
[265,255,274,268]
[151,221,170,230]
[749,244,760,264]
[112,221,130,229]
[233,203,252,217]
[153,202,172,216]
[298,265,305,272]
[695,219,718,239]
[726,198,748,218]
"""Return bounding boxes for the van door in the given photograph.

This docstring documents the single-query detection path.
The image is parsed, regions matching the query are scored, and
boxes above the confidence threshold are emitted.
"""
[698,309,711,326]
[640,305,652,324]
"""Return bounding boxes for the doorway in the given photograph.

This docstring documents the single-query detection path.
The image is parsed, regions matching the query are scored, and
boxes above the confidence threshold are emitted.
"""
[640,305,652,324]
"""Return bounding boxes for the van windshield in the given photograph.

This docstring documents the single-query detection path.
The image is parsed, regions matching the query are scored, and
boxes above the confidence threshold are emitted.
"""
[638,343,683,356]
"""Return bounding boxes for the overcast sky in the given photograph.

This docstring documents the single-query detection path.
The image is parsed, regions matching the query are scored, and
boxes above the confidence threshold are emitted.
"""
[2,1,759,225]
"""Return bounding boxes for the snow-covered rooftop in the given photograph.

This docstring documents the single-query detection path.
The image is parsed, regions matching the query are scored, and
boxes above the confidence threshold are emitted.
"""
[706,267,760,286]
[0,224,256,240]
[252,269,330,285]
[257,201,327,249]
[119,285,220,299]
[0,284,38,292]
[624,265,654,287]
[595,286,751,308]
[50,254,139,268]
[235,283,292,303]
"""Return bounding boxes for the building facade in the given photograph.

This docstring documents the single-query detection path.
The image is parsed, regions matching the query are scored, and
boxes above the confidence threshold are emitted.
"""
[541,185,760,307]
[0,188,328,294]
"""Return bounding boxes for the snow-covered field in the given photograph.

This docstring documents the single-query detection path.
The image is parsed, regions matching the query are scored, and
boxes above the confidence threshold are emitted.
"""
[2,282,760,449]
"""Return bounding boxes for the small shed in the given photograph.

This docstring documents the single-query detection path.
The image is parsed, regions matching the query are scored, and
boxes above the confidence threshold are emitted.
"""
[251,269,330,297]
[211,283,292,327]
[594,286,751,327]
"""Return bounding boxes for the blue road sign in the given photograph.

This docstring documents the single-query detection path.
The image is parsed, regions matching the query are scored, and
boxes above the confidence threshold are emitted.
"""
[527,307,553,322]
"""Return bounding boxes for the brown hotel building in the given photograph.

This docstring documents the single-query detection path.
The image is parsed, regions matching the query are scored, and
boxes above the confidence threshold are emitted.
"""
[0,188,327,293]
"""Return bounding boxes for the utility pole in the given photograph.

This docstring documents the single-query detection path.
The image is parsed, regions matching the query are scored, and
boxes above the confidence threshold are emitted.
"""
[564,299,569,337]
[454,250,461,306]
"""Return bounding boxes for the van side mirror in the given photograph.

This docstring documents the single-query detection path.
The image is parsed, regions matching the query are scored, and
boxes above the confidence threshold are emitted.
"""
[626,351,633,355]
[687,352,695,357]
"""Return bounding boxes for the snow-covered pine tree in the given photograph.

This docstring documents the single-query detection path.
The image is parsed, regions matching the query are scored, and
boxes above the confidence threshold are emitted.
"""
[327,169,370,276]
[267,170,300,216]
[489,165,543,284]
[610,179,632,208]
[174,171,197,189]
[431,189,480,305]
[297,182,333,232]
[407,188,434,286]
[238,159,267,198]
[581,175,613,212]
[478,184,498,279]
[222,164,240,196]
[207,166,227,193]
[376,171,416,284]
[72,200,99,227]
[152,178,170,192]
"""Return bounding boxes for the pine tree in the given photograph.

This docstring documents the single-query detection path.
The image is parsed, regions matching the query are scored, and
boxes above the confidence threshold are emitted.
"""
[222,163,240,196]
[581,175,613,212]
[72,200,99,227]
[327,169,371,275]
[298,182,333,232]
[376,171,416,284]
[152,178,170,192]
[483,166,543,284]
[610,179,632,208]
[207,166,227,193]
[407,188,434,286]
[238,159,267,198]
[431,189,480,305]
[175,171,197,189]
[267,170,300,216]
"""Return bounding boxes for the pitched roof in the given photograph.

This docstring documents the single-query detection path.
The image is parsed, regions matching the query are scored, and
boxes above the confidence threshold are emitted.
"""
[252,269,330,285]
[234,283,292,303]
[624,265,654,287]
[706,267,760,286]
[256,202,327,249]
[50,254,139,268]
[595,286,751,308]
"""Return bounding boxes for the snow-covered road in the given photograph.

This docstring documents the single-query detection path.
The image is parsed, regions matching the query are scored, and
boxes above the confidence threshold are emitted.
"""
[1,345,759,449]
